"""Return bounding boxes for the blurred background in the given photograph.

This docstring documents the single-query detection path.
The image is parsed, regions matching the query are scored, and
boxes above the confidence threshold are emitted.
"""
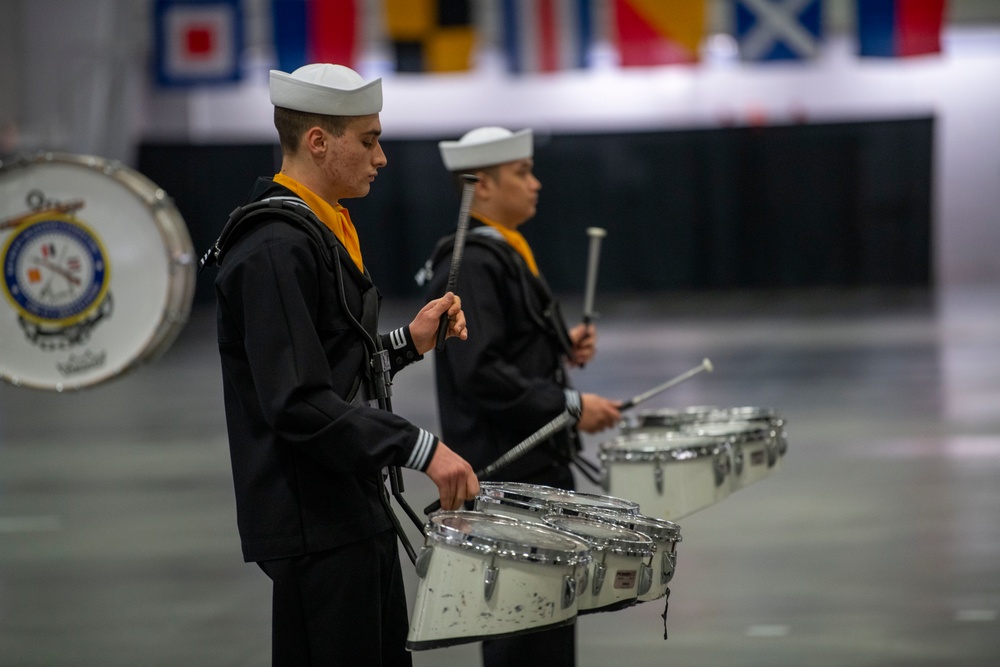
[1,1,999,665]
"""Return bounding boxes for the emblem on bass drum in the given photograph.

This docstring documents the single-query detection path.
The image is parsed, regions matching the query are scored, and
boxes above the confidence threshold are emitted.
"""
[3,207,113,349]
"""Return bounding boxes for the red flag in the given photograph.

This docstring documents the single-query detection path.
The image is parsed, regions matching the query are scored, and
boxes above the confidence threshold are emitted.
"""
[897,0,946,56]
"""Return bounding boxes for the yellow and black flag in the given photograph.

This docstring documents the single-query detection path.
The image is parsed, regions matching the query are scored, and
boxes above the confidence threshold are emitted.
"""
[382,0,475,72]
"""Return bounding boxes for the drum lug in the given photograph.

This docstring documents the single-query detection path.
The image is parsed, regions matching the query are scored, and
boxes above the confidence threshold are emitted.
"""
[592,562,607,596]
[733,441,745,476]
[713,450,730,487]
[661,551,677,584]
[654,459,664,495]
[414,546,433,579]
[638,562,653,596]
[484,564,499,602]
[767,430,779,467]
[776,423,789,457]
[561,574,577,609]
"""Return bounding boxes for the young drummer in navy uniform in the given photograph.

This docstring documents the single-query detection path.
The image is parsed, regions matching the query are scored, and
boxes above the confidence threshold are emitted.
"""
[421,127,621,667]
[211,64,479,666]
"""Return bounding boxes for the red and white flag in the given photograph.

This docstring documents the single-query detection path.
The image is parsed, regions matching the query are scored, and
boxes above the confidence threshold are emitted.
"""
[155,0,243,86]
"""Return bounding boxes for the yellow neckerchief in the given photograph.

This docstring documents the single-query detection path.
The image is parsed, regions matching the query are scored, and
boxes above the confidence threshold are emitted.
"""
[273,172,364,272]
[475,214,540,277]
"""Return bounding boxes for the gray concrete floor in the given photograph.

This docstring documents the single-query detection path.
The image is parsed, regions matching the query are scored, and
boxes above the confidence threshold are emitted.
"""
[1,287,998,666]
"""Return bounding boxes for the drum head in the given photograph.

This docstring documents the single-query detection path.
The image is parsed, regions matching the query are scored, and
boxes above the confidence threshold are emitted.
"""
[0,153,195,390]
[427,511,591,565]
[478,482,639,515]
[542,514,653,557]
[578,508,682,543]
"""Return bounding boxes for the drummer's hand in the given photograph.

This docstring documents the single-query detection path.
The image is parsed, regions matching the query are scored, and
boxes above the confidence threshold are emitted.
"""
[425,442,480,510]
[568,323,597,367]
[409,292,468,354]
[577,393,621,433]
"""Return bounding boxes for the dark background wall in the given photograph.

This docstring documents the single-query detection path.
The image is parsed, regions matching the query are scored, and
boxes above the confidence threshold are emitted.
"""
[138,117,932,303]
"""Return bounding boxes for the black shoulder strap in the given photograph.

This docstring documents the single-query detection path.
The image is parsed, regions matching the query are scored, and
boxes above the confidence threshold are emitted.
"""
[417,229,574,358]
[415,229,523,287]
[201,196,386,389]
[199,196,336,272]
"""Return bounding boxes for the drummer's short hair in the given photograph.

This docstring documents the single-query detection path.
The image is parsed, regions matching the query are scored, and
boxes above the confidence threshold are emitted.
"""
[274,107,351,154]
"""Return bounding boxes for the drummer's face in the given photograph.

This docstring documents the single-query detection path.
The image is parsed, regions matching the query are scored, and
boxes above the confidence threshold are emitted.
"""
[323,114,387,202]
[487,158,541,228]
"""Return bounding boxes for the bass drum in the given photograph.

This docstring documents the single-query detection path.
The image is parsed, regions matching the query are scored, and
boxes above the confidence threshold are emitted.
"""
[0,153,195,391]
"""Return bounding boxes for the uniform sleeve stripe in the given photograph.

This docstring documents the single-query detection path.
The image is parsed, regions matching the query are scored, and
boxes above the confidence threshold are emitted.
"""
[390,327,407,350]
[564,389,582,419]
[404,429,435,470]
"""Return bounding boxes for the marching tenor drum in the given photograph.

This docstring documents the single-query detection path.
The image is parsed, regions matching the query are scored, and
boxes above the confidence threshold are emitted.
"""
[550,506,681,603]
[474,481,640,522]
[620,406,788,490]
[407,511,592,650]
[540,514,654,614]
[599,431,735,521]
[0,153,195,391]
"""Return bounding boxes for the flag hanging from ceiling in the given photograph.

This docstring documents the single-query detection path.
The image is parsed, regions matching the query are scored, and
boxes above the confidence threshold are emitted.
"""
[735,0,823,62]
[382,0,475,73]
[154,0,244,86]
[271,0,360,72]
[613,0,706,67]
[855,0,946,57]
[500,0,593,74]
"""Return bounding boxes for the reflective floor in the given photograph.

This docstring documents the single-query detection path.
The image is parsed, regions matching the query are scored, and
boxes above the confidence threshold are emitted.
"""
[1,287,998,666]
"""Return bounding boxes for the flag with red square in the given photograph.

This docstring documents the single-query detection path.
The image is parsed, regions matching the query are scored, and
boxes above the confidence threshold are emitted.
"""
[154,0,244,86]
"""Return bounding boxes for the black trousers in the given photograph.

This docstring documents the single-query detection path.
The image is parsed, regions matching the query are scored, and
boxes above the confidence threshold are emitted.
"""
[258,530,411,667]
[482,462,578,667]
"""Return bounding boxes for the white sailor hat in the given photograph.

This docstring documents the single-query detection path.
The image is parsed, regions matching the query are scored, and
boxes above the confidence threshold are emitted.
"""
[269,63,382,115]
[438,127,533,172]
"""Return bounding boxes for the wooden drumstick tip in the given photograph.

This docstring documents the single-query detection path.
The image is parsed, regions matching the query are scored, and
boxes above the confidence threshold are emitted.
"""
[703,358,714,372]
[586,227,607,238]
[460,173,480,184]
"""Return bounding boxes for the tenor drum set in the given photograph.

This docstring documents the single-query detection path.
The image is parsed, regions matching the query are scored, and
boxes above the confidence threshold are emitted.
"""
[407,404,788,650]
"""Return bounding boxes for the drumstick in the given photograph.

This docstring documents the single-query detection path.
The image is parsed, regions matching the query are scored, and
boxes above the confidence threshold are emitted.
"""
[619,358,714,410]
[581,227,606,327]
[435,174,479,350]
[423,410,576,514]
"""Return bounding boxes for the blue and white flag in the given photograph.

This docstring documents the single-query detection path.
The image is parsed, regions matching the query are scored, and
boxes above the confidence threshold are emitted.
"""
[501,0,593,74]
[735,0,823,61]
[154,0,243,87]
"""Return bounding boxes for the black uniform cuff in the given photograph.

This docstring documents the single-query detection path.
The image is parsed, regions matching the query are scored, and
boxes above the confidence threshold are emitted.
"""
[384,327,423,373]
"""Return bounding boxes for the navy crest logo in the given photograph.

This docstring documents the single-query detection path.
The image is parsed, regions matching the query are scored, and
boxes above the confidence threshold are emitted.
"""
[1,197,114,350]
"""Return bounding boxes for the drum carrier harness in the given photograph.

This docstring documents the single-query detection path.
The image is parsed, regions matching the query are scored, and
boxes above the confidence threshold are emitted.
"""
[200,196,425,563]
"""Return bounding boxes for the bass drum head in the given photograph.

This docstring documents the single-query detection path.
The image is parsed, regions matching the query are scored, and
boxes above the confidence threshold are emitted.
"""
[0,153,195,391]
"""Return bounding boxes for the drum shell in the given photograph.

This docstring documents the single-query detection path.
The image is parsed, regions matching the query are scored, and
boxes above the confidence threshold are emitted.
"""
[540,514,653,614]
[687,421,782,490]
[623,406,788,492]
[599,432,735,521]
[552,506,681,603]
[406,511,590,650]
